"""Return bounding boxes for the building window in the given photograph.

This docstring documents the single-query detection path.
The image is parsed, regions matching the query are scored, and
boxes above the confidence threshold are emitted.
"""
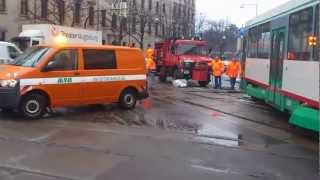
[20,0,28,16]
[141,0,145,9]
[57,0,65,24]
[288,7,313,61]
[132,0,136,8]
[101,10,106,27]
[162,3,165,14]
[156,1,159,13]
[148,0,152,10]
[120,18,127,32]
[132,16,136,33]
[0,31,5,41]
[140,20,145,33]
[74,1,81,25]
[155,23,158,36]
[88,6,95,26]
[162,24,165,37]
[148,22,152,34]
[41,0,48,19]
[0,0,5,12]
[83,50,117,70]
[111,13,117,29]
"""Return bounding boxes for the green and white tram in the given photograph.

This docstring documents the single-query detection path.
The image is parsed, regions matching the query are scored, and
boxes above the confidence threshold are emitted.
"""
[242,0,319,132]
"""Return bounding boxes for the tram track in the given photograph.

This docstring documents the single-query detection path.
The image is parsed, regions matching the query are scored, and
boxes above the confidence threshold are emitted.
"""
[183,91,273,111]
[152,95,291,132]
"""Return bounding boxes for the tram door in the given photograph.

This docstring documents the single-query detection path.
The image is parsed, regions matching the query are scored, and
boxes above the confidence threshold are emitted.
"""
[269,28,285,108]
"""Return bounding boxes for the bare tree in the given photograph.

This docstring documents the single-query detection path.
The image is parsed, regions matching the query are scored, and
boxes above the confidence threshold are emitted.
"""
[198,18,239,56]
[195,13,207,38]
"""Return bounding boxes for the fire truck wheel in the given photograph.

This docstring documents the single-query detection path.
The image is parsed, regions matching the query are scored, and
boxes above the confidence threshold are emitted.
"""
[199,81,209,87]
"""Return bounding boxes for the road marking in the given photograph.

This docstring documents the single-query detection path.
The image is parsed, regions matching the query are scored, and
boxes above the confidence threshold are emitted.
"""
[191,164,241,175]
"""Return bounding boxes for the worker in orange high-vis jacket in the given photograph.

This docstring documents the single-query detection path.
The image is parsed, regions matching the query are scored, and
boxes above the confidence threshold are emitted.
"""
[145,46,156,90]
[227,57,241,90]
[145,44,154,59]
[208,56,224,89]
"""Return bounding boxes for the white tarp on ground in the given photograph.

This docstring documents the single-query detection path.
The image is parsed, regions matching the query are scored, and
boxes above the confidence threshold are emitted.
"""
[172,79,188,88]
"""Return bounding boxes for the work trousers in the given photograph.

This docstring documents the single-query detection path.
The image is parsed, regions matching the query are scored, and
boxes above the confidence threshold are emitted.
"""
[148,71,156,89]
[212,75,222,89]
[230,78,236,90]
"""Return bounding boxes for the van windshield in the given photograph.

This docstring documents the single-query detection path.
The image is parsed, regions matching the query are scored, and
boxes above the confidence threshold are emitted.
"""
[10,47,50,67]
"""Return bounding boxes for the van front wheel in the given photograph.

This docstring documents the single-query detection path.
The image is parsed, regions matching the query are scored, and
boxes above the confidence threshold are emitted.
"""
[119,89,137,109]
[19,93,47,119]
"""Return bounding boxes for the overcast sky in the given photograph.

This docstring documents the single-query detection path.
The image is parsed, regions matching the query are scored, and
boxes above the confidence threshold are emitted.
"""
[196,0,291,27]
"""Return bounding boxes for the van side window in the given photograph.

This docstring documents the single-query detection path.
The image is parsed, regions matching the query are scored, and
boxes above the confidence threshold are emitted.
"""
[45,50,77,71]
[83,49,117,70]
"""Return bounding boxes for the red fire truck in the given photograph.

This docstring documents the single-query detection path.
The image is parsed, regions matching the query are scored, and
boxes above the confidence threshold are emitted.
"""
[154,39,212,87]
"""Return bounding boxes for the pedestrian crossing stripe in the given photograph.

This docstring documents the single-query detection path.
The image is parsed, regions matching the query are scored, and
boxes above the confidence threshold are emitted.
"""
[20,74,147,86]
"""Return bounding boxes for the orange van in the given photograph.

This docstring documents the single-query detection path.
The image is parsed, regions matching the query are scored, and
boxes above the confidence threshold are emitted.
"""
[0,45,148,119]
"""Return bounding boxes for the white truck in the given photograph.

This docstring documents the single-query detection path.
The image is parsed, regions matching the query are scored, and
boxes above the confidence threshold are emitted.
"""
[12,24,103,51]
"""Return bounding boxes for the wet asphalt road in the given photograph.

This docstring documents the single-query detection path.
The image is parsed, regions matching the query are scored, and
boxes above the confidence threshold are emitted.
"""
[0,81,318,180]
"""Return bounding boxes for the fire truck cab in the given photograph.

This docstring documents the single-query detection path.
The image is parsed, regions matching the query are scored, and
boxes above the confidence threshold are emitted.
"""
[154,39,211,87]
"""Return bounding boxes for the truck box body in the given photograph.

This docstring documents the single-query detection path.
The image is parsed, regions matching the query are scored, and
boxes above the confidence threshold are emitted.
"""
[12,24,102,51]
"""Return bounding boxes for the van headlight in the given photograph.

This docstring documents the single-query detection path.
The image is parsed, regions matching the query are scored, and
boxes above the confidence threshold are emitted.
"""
[0,80,18,88]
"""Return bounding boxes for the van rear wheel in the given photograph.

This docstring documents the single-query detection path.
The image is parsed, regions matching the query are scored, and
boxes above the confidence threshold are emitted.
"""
[119,89,137,109]
[19,93,47,119]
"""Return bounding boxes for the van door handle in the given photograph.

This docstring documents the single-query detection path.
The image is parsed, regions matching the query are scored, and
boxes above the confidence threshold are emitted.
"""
[74,72,80,76]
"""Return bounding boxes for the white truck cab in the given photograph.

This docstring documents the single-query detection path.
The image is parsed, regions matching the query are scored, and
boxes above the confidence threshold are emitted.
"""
[0,41,22,64]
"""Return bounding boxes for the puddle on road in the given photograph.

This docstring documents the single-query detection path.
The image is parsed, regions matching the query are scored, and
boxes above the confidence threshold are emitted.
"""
[194,136,240,147]
[195,127,241,148]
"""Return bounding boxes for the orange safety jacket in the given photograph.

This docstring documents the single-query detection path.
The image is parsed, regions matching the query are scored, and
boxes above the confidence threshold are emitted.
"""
[145,48,154,59]
[209,59,224,77]
[146,58,156,71]
[227,61,241,78]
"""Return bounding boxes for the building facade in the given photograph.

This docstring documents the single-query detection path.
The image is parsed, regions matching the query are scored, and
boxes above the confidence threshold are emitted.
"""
[0,0,195,48]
